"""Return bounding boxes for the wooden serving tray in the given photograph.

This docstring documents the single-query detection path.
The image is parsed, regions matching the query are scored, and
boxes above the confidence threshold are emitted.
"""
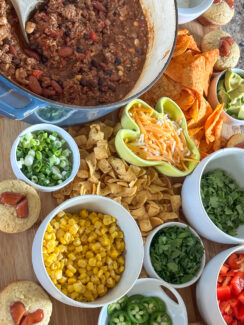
[0,20,243,325]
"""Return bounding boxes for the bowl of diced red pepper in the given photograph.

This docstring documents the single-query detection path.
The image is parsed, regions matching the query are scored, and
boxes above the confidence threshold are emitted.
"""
[217,251,244,325]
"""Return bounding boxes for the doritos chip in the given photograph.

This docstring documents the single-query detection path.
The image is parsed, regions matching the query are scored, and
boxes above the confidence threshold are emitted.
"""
[205,104,224,144]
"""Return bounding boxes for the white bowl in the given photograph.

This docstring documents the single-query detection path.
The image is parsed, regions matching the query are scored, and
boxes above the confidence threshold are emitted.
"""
[196,245,244,325]
[177,0,213,24]
[10,123,80,192]
[32,195,144,308]
[182,148,244,244]
[98,278,188,325]
[143,222,206,289]
[208,68,244,126]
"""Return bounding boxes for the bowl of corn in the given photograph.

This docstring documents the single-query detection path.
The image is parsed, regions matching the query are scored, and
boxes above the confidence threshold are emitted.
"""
[32,195,144,308]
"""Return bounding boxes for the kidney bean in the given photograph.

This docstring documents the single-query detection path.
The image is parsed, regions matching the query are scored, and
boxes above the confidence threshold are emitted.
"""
[219,38,231,57]
[0,192,24,205]
[20,309,44,325]
[24,49,40,61]
[16,197,29,218]
[51,80,63,94]
[29,75,42,95]
[32,69,43,79]
[9,45,17,57]
[58,46,73,57]
[42,88,56,97]
[92,1,107,12]
[90,29,98,41]
[10,301,26,325]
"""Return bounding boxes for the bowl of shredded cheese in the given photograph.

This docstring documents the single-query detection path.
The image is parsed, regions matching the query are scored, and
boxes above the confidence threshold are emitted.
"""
[115,98,200,177]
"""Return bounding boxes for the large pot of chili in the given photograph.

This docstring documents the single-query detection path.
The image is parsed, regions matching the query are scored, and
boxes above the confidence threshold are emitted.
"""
[0,0,177,125]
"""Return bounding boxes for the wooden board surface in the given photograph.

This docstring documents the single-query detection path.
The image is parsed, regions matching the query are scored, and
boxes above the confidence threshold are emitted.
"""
[0,117,232,325]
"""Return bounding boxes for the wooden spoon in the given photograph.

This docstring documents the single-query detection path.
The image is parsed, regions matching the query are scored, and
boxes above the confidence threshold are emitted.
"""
[9,0,44,42]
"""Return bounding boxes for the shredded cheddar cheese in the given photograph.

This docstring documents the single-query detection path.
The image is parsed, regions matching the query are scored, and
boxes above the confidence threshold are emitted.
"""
[126,104,197,171]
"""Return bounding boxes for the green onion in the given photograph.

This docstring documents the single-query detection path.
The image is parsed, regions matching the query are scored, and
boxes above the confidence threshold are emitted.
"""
[17,130,72,187]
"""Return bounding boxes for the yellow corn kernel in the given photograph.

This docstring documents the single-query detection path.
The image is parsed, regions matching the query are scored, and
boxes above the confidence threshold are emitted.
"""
[86,251,94,259]
[46,224,54,233]
[80,209,88,218]
[64,232,72,243]
[88,258,96,267]
[65,270,74,278]
[75,246,83,253]
[94,220,102,229]
[58,276,67,284]
[73,238,81,246]
[97,269,104,278]
[77,259,87,268]
[67,264,77,273]
[110,249,119,259]
[101,237,110,247]
[86,282,95,291]
[103,215,113,225]
[113,261,118,270]
[97,284,107,296]
[114,275,121,283]
[69,224,79,235]
[73,281,85,293]
[44,233,53,240]
[107,278,115,288]
[68,253,76,261]
[93,267,99,275]
[91,242,101,252]
[70,291,79,300]
[118,231,124,239]
[83,290,94,302]
[111,231,118,239]
[68,277,76,284]
[117,256,125,265]
[91,275,100,285]
[55,270,63,280]
[87,265,92,271]
[118,265,125,274]
[62,288,68,296]
[67,284,74,293]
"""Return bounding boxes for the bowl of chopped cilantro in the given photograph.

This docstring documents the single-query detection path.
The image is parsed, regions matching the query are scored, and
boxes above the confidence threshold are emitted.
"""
[144,222,205,288]
[182,148,244,244]
[10,124,80,192]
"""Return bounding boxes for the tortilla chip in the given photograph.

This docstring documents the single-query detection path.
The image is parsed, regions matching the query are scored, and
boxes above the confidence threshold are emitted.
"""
[205,104,224,144]
[201,49,219,96]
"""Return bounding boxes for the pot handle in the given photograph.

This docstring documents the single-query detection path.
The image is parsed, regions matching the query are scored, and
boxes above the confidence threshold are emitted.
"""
[0,75,44,120]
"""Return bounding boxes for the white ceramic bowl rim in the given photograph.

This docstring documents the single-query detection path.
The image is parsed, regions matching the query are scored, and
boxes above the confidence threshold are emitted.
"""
[215,245,244,323]
[11,123,80,191]
[215,68,244,123]
[178,0,213,15]
[146,222,206,288]
[196,148,244,241]
[37,195,144,308]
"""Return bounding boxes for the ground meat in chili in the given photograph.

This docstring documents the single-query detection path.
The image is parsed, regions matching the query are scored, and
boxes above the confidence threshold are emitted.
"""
[0,0,148,106]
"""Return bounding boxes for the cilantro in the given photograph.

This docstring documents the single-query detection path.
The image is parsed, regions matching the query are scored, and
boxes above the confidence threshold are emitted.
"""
[201,169,244,236]
[150,226,204,284]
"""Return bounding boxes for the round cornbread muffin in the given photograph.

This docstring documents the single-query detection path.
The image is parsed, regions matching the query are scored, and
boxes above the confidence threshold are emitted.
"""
[201,30,240,71]
[0,281,52,325]
[200,1,235,26]
[0,180,41,233]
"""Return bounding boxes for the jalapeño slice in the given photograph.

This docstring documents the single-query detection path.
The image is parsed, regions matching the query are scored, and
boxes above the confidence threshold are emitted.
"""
[109,311,132,325]
[149,311,172,325]
[107,295,128,315]
[127,303,149,324]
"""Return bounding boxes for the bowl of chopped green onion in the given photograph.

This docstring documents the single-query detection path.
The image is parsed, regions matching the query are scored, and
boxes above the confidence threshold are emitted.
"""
[182,148,244,244]
[143,222,206,289]
[10,124,80,192]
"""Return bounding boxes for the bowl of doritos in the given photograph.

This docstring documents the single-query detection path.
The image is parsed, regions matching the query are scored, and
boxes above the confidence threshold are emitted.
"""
[141,29,225,160]
[182,148,244,244]
[115,98,200,177]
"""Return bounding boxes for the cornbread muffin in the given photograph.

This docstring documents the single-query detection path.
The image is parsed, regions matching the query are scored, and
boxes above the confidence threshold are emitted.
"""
[201,30,240,71]
[0,180,41,233]
[200,0,235,26]
[0,281,52,325]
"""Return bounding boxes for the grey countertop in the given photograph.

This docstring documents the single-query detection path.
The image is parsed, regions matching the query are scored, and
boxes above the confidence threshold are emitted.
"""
[223,0,244,68]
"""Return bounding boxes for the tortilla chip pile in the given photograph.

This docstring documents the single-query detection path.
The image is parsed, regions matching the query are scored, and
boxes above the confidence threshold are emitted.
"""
[142,29,225,158]
[53,120,182,238]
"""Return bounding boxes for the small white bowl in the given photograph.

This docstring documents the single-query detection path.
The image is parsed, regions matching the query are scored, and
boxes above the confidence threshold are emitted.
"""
[10,123,80,192]
[177,0,213,24]
[208,68,244,126]
[182,148,244,244]
[32,195,144,308]
[196,245,244,325]
[143,222,206,289]
[98,278,188,325]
